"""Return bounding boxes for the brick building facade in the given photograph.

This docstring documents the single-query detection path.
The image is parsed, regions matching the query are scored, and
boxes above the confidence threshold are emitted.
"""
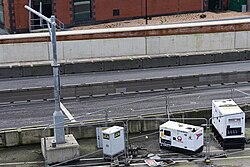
[0,0,227,34]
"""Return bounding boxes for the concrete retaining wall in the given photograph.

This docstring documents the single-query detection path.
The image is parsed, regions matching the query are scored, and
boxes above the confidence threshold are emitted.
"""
[1,31,250,65]
[0,107,249,148]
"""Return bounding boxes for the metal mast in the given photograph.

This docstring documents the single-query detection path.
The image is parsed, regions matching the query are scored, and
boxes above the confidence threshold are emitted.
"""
[24,5,65,144]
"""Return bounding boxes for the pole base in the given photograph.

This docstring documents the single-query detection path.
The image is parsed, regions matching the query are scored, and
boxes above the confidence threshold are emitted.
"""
[41,134,79,164]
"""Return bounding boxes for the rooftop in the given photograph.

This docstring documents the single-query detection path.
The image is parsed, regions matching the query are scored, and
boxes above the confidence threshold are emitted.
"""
[213,99,244,115]
[71,11,250,31]
[160,121,202,133]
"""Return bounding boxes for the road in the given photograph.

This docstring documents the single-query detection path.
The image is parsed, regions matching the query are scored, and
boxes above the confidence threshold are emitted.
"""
[0,61,249,90]
[1,83,250,130]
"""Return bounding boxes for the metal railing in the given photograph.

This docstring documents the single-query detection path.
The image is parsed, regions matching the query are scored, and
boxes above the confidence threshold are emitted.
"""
[29,17,64,32]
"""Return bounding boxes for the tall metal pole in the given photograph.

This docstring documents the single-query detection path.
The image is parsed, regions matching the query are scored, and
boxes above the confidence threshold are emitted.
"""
[145,0,148,25]
[231,88,234,100]
[39,2,43,27]
[166,96,170,120]
[43,127,49,167]
[51,15,65,144]
[28,0,31,32]
[25,5,65,144]
[105,110,108,127]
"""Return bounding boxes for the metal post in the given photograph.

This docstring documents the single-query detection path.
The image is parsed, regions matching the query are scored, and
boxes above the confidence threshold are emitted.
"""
[123,120,129,166]
[231,88,234,100]
[105,110,108,127]
[43,127,49,167]
[28,0,31,32]
[51,15,65,144]
[206,117,215,163]
[166,96,170,120]
[145,0,148,24]
[206,121,210,161]
[39,2,43,27]
[25,5,66,144]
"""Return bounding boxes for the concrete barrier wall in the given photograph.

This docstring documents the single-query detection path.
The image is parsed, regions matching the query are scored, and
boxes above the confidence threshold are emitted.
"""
[0,107,249,148]
[1,71,249,103]
[1,31,250,64]
[0,50,248,79]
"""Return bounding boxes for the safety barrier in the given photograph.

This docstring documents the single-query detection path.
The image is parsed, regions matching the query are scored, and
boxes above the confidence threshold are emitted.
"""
[0,71,249,104]
[0,50,249,79]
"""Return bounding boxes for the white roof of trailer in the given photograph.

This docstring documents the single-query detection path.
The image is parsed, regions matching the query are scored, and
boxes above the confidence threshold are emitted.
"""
[102,126,123,134]
[212,99,243,115]
[160,121,202,133]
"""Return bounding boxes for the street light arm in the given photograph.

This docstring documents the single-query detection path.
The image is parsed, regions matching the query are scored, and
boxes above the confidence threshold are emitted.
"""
[24,5,51,23]
[47,21,52,40]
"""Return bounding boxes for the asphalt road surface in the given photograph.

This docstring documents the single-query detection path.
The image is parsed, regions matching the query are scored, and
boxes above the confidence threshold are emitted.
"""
[1,83,250,129]
[0,61,249,90]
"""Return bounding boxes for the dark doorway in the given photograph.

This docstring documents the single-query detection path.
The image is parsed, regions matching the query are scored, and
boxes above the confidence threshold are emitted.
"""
[208,0,223,10]
[31,0,52,29]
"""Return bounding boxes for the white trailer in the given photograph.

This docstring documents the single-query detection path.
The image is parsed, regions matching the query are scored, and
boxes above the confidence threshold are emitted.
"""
[159,121,204,154]
[102,126,125,159]
[212,99,245,150]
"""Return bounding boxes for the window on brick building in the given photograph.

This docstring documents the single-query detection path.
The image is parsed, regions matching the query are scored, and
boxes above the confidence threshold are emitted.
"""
[31,0,52,29]
[113,9,120,16]
[74,0,91,22]
[0,0,4,23]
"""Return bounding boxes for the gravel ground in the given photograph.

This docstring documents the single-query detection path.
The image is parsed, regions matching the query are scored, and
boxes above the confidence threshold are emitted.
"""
[71,11,250,30]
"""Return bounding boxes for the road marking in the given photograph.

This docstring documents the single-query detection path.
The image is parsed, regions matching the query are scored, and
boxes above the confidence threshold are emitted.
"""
[212,155,250,161]
[60,102,77,122]
[0,161,44,166]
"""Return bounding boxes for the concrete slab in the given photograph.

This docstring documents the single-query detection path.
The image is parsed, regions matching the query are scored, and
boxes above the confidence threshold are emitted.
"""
[142,55,179,68]
[22,65,53,77]
[64,62,104,74]
[179,53,214,65]
[41,134,79,164]
[4,130,19,147]
[104,59,142,71]
[0,67,22,79]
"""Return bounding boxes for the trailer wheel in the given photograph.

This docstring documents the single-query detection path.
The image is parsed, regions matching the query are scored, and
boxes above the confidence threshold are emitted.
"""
[222,144,226,150]
[211,126,214,133]
[218,138,221,145]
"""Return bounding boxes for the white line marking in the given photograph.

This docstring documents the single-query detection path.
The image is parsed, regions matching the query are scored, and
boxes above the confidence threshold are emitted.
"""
[60,102,77,122]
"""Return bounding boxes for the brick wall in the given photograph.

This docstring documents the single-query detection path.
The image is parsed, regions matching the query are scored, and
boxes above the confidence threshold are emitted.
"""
[13,0,29,33]
[55,0,72,25]
[95,0,204,21]
[3,0,10,31]
[179,0,203,12]
[147,0,179,16]
[95,0,142,21]
[3,0,205,33]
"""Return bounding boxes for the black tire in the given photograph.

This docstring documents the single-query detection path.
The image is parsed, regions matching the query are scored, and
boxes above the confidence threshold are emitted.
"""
[241,144,245,150]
